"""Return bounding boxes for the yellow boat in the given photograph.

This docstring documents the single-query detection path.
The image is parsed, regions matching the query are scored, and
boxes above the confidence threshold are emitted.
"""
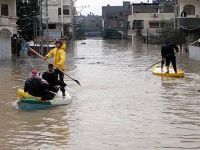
[152,65,184,78]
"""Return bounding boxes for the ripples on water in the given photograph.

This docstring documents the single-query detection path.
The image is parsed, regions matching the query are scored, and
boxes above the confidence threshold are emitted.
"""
[0,38,200,149]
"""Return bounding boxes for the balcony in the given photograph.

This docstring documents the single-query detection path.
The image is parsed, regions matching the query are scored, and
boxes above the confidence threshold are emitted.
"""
[0,16,17,27]
[178,17,200,30]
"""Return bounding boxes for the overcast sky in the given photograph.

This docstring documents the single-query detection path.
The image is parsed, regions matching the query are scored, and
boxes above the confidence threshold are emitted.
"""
[75,0,152,16]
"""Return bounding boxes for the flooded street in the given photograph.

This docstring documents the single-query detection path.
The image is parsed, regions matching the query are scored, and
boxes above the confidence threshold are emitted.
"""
[1,38,200,149]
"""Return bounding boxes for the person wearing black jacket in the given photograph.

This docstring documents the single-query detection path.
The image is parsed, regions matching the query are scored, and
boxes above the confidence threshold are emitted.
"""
[161,40,179,73]
[24,69,55,100]
[42,64,61,93]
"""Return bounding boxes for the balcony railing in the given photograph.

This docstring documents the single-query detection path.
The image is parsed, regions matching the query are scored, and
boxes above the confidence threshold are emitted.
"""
[178,17,200,30]
[0,16,17,26]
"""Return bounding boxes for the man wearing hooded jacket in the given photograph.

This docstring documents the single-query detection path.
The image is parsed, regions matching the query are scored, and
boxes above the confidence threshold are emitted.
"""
[44,40,67,96]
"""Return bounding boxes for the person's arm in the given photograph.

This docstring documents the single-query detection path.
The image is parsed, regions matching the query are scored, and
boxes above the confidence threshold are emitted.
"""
[53,72,60,85]
[42,72,47,81]
[173,44,179,53]
[161,46,165,58]
[24,84,28,92]
[44,48,55,59]
[61,41,67,51]
[24,80,29,92]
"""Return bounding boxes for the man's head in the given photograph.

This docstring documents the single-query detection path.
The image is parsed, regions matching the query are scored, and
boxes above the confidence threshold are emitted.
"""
[31,69,39,77]
[165,38,171,44]
[55,40,62,48]
[61,36,68,40]
[48,63,54,72]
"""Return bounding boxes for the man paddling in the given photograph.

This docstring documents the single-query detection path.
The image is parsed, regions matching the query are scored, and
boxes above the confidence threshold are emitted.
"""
[44,40,67,96]
[161,40,179,73]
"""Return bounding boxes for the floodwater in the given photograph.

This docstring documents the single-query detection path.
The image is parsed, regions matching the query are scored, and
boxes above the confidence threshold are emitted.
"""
[0,38,200,150]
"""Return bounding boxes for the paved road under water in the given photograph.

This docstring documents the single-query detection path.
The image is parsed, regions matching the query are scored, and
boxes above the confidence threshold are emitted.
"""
[0,38,200,149]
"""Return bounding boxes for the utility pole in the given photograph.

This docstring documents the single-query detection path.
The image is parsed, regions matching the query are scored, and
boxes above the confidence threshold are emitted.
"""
[39,0,48,55]
[61,0,64,35]
[174,0,178,30]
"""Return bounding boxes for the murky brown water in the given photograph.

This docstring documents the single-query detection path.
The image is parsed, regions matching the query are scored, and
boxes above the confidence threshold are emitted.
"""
[0,38,200,150]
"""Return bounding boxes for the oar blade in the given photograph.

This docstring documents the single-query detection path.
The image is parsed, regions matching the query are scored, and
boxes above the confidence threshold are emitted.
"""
[75,80,81,86]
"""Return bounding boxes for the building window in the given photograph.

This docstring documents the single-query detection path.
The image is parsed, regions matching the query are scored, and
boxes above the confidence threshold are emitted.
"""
[109,16,113,19]
[58,8,61,15]
[1,4,9,16]
[149,21,160,28]
[183,5,195,15]
[58,7,70,15]
[132,20,144,29]
[63,5,70,15]
[63,9,69,15]
[48,24,56,29]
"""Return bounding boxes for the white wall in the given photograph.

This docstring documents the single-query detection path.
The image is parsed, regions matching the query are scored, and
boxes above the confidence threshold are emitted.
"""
[189,45,200,60]
[0,0,17,35]
[0,0,16,58]
[48,0,73,24]
[48,6,59,23]
[129,13,174,29]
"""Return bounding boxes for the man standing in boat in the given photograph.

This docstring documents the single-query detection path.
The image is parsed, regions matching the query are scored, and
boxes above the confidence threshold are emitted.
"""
[44,40,67,96]
[161,40,179,73]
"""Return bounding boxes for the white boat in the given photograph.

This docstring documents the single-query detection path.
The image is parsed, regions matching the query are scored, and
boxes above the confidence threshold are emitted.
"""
[17,89,72,110]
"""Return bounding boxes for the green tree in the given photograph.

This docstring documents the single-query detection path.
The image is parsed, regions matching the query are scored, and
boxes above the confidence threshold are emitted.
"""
[16,0,39,41]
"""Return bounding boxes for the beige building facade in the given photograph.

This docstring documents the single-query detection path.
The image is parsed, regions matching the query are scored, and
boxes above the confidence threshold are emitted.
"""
[48,0,74,39]
[128,12,174,36]
[128,3,174,37]
[0,0,17,58]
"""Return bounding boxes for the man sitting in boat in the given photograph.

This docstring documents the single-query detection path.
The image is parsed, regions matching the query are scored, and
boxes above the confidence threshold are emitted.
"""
[42,63,61,93]
[24,69,55,100]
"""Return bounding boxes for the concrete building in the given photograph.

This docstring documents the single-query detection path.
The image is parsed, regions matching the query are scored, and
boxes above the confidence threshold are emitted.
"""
[176,0,200,55]
[128,3,174,38]
[75,14,102,37]
[177,0,200,31]
[0,0,17,58]
[102,1,131,38]
[47,0,74,39]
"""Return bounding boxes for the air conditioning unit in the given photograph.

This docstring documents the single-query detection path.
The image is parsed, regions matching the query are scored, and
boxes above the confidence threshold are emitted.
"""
[153,13,158,17]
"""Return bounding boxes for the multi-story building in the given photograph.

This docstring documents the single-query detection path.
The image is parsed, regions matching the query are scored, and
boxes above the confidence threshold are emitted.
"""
[0,0,17,58]
[74,14,102,37]
[177,0,200,31]
[47,0,74,39]
[176,0,200,55]
[128,3,174,38]
[102,1,131,38]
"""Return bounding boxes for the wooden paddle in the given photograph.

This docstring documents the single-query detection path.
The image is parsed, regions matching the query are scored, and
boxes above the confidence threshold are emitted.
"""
[29,47,81,86]
[145,39,200,71]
